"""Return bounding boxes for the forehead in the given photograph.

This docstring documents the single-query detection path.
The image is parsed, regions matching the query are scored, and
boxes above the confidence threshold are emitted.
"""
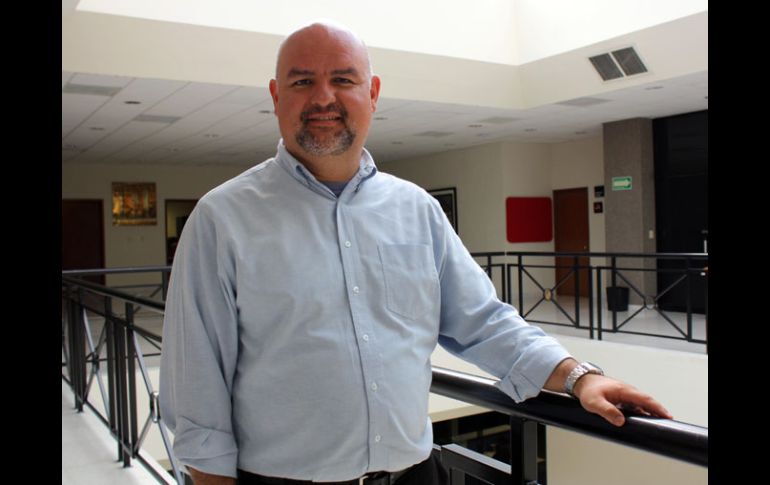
[277,26,369,78]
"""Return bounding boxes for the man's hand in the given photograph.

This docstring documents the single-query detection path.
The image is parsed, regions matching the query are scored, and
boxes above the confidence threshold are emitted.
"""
[572,373,673,426]
[544,358,673,426]
[189,467,236,485]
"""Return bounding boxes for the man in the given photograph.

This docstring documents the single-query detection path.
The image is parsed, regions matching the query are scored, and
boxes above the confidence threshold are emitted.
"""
[159,21,672,485]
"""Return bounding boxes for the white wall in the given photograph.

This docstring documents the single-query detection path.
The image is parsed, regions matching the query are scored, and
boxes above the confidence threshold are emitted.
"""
[63,162,246,286]
[513,0,708,64]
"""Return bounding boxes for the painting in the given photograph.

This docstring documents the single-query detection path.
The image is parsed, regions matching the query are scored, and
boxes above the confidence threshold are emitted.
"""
[112,182,157,226]
[428,187,458,233]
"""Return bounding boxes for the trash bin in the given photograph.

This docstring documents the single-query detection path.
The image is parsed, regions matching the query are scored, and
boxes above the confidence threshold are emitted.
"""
[606,286,629,311]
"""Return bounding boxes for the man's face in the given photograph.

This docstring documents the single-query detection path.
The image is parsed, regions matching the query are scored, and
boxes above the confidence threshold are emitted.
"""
[269,26,380,162]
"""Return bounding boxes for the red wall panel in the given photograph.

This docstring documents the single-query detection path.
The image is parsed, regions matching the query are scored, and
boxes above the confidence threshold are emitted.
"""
[506,197,553,243]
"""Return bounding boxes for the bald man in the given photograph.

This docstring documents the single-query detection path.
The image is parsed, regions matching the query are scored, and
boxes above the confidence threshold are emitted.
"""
[160,21,672,485]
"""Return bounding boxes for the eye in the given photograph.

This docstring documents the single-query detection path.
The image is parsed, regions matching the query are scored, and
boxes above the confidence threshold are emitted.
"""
[291,79,312,87]
[334,78,354,84]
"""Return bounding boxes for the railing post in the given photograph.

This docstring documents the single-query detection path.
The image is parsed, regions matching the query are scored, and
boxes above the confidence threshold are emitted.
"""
[114,305,131,467]
[588,264,595,340]
[573,256,580,328]
[611,256,618,332]
[68,286,87,412]
[510,417,539,485]
[517,255,524,314]
[161,270,169,302]
[104,297,119,445]
[686,257,693,340]
[596,268,603,341]
[126,303,139,458]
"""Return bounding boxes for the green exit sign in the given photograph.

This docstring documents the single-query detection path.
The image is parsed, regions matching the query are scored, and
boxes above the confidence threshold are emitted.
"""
[612,176,632,191]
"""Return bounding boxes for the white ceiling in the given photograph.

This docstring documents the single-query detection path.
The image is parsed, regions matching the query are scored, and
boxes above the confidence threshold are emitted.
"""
[62,7,707,168]
[62,69,707,167]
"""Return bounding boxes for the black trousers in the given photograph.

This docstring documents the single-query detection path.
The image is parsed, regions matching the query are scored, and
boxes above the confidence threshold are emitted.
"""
[236,453,449,485]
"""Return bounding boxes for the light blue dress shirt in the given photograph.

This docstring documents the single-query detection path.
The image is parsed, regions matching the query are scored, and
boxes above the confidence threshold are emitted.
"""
[159,140,572,481]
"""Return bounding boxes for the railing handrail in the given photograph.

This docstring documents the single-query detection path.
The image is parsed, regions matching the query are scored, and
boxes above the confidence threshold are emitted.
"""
[62,266,171,276]
[62,267,709,471]
[472,251,707,260]
[62,275,165,313]
[431,367,707,468]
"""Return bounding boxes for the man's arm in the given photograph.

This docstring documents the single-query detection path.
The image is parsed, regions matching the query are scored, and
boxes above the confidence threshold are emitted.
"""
[543,358,673,426]
[189,468,237,485]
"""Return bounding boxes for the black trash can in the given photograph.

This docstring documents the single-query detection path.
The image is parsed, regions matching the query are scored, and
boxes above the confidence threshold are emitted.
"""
[606,286,629,312]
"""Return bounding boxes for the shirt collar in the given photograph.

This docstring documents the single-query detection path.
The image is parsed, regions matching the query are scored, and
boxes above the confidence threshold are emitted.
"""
[275,139,378,196]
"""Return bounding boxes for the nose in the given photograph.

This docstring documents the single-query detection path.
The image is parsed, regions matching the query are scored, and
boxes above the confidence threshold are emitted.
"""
[310,80,336,107]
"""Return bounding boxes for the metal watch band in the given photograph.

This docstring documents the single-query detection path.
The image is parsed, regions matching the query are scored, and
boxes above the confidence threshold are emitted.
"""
[564,362,604,397]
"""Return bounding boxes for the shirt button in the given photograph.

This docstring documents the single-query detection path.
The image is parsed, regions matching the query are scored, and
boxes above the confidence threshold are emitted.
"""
[352,286,360,294]
[344,241,352,248]
[374,435,381,443]
[362,334,369,342]
[371,382,378,391]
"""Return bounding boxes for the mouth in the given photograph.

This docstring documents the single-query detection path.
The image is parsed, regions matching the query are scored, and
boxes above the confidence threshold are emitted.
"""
[304,113,344,127]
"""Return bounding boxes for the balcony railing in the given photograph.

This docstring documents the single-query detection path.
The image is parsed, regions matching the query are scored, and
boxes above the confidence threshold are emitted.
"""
[62,266,707,484]
[471,251,708,353]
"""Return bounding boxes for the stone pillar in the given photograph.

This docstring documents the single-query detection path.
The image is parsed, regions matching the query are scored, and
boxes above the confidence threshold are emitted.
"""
[603,118,657,305]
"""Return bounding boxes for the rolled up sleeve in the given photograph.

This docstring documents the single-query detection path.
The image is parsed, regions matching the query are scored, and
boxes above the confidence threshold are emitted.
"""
[434,201,572,403]
[159,201,240,478]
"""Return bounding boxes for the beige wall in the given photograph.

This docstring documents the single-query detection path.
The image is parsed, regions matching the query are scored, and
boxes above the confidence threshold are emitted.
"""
[62,162,246,286]
[381,137,605,299]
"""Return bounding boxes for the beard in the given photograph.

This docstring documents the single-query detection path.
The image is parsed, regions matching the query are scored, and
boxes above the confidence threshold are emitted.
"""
[295,104,356,157]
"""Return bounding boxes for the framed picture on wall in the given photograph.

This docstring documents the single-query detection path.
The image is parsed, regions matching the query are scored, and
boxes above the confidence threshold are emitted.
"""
[112,182,158,226]
[428,187,458,233]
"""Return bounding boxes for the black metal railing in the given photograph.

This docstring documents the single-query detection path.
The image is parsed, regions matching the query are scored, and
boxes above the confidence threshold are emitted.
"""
[62,266,708,485]
[471,251,708,352]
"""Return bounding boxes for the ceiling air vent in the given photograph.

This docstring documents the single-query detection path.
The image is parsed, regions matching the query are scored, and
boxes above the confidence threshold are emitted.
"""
[589,54,623,81]
[589,46,648,81]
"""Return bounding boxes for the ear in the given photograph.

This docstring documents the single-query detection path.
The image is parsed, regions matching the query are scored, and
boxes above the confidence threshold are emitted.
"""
[369,75,381,112]
[269,79,279,114]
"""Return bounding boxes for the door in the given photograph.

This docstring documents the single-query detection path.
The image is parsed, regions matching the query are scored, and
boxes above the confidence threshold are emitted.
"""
[62,200,105,285]
[553,188,590,297]
[165,200,198,265]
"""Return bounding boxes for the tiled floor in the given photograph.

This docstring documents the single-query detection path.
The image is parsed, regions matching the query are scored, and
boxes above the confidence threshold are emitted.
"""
[62,299,707,484]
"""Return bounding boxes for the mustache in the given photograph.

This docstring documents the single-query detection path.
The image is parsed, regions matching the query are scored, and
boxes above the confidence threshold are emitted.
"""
[300,104,348,123]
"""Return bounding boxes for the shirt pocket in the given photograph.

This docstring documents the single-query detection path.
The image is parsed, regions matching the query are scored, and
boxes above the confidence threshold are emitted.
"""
[378,243,439,320]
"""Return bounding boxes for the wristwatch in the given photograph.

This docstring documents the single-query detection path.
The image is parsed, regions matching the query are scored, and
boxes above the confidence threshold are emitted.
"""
[564,362,604,397]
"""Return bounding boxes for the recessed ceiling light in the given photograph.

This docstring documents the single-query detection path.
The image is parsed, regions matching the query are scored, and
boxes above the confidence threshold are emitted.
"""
[124,100,141,105]
[89,127,105,131]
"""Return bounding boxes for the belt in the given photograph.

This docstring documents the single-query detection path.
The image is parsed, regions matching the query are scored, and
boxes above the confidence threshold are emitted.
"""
[238,461,416,485]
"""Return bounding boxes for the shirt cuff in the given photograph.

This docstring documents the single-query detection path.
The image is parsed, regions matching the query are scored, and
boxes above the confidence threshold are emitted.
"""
[173,416,239,478]
[496,341,572,402]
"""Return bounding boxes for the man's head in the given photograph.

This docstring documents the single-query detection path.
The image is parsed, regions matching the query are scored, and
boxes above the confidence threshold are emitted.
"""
[269,22,380,174]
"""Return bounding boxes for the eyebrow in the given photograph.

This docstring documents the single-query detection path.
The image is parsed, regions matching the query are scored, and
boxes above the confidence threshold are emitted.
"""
[285,67,361,78]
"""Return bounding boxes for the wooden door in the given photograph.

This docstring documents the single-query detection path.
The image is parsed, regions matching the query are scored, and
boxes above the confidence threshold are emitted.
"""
[62,200,105,285]
[553,188,589,297]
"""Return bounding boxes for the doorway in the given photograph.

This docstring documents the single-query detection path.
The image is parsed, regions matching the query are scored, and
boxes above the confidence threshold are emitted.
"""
[62,199,105,285]
[553,188,590,297]
[165,200,198,265]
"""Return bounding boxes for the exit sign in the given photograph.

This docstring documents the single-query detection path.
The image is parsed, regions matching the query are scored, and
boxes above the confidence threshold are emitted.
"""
[612,176,632,191]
